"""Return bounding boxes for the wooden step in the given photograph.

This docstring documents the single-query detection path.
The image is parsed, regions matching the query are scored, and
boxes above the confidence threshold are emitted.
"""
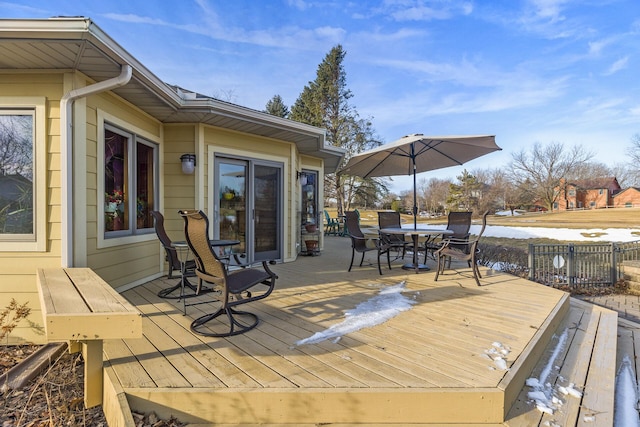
[621,261,640,294]
[505,298,617,427]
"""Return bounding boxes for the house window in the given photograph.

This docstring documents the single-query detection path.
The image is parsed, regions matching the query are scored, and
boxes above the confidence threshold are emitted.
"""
[0,111,33,237]
[104,124,157,237]
[568,190,575,196]
[0,99,45,252]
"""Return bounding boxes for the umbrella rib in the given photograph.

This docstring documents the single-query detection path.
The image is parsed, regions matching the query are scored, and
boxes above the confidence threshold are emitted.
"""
[414,139,464,166]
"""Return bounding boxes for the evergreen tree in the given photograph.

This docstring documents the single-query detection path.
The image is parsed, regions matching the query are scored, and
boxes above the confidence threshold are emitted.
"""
[447,169,482,212]
[290,45,381,215]
[264,95,289,118]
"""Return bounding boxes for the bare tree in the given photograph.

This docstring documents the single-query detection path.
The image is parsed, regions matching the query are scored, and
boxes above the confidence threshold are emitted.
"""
[0,115,32,179]
[611,162,639,188]
[509,142,593,211]
[421,177,451,215]
[568,161,612,182]
[627,133,640,165]
[472,168,508,214]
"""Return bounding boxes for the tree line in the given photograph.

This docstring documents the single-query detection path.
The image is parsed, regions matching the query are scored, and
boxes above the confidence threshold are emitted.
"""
[264,45,640,215]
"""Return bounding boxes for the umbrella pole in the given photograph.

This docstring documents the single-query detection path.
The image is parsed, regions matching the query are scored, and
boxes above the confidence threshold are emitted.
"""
[412,145,417,230]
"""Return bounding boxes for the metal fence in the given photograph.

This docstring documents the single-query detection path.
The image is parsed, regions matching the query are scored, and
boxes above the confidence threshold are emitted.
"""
[528,240,640,290]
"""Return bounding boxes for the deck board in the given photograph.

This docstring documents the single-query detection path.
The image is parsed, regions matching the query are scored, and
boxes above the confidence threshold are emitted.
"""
[103,236,615,426]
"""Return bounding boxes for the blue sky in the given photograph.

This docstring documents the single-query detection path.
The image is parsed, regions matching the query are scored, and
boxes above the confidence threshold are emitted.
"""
[2,0,639,192]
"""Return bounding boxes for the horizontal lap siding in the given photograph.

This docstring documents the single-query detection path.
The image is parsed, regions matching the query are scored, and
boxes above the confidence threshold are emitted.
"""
[84,91,163,289]
[0,73,64,344]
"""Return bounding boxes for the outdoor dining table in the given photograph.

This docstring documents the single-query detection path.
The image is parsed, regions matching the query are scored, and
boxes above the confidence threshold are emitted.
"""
[379,228,453,274]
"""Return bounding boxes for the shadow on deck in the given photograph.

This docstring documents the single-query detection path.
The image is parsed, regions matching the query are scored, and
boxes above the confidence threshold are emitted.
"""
[102,236,618,426]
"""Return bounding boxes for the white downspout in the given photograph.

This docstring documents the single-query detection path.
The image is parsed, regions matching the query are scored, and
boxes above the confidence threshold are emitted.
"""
[60,65,132,267]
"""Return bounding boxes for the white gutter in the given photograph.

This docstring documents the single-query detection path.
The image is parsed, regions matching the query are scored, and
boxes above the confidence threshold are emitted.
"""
[60,65,132,267]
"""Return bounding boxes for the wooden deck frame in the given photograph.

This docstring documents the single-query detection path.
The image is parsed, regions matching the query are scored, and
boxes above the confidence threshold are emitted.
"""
[101,237,617,426]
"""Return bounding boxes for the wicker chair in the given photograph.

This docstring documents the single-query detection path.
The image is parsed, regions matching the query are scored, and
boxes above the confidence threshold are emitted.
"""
[151,211,197,298]
[180,210,277,337]
[345,211,390,275]
[434,211,488,286]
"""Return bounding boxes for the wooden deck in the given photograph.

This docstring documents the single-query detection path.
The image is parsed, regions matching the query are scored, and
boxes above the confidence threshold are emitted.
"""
[102,236,619,426]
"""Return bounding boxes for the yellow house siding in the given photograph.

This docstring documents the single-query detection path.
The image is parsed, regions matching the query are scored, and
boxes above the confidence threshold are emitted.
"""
[164,124,197,239]
[83,88,164,288]
[0,73,64,343]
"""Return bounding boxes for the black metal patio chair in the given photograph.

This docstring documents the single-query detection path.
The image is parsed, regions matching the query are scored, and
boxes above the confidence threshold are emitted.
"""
[423,211,472,261]
[151,210,197,299]
[377,211,411,263]
[345,210,390,275]
[434,211,489,286]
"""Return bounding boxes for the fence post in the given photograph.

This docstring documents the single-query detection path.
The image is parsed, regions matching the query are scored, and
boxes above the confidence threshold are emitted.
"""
[528,243,534,281]
[567,244,575,286]
[611,242,617,284]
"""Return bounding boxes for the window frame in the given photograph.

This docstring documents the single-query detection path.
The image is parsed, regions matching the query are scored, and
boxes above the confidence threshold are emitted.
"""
[0,97,46,252]
[97,112,159,249]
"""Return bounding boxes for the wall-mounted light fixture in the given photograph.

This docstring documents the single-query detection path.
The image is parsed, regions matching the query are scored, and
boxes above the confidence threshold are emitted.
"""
[297,171,308,186]
[180,154,196,175]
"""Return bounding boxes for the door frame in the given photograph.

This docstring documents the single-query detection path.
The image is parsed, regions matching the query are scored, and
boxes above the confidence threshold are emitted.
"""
[212,154,283,264]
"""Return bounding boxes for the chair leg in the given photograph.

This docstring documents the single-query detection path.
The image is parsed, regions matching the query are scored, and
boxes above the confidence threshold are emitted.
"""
[359,252,366,267]
[472,263,482,286]
[434,254,442,281]
[348,248,355,272]
[377,252,383,275]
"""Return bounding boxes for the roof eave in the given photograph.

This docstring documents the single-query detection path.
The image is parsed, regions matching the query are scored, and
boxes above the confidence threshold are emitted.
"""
[0,17,345,172]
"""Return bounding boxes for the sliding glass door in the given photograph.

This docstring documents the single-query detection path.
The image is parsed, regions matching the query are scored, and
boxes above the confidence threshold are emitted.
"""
[215,157,282,263]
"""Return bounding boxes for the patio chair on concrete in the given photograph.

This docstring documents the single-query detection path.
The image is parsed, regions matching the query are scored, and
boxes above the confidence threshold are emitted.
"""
[180,210,277,337]
[434,211,488,286]
[377,211,410,262]
[151,211,197,299]
[345,210,390,275]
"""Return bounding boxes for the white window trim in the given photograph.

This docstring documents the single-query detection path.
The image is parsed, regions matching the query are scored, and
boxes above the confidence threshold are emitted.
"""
[97,110,159,249]
[0,97,46,252]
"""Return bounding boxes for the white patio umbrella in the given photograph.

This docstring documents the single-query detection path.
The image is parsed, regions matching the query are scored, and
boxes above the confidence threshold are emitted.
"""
[339,134,501,229]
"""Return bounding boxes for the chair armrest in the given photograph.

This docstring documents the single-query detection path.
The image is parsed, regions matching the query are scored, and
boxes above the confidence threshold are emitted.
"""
[438,237,473,249]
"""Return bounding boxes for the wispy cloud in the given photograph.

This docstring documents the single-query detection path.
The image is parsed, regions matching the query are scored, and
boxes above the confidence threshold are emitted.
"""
[104,10,345,51]
[604,56,629,75]
[372,0,473,22]
[287,0,310,11]
[528,0,570,24]
[510,0,583,40]
[0,1,49,14]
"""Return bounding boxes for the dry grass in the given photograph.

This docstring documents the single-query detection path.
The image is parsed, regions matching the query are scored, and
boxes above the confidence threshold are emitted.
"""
[327,207,640,229]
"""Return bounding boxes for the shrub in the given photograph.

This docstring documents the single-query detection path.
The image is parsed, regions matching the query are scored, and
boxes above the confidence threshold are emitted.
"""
[478,242,529,278]
[0,299,31,343]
